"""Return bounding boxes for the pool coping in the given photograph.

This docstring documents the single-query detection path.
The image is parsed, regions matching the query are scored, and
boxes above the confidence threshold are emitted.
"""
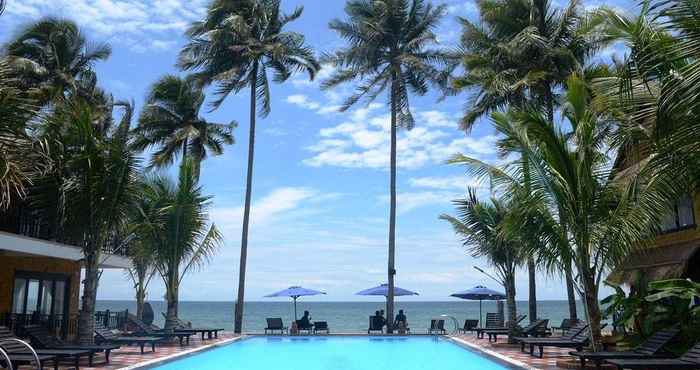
[120,334,536,370]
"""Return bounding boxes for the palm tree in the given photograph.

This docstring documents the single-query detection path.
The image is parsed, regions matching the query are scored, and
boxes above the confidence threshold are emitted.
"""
[0,57,50,208]
[323,0,449,332]
[441,190,523,341]
[4,18,111,105]
[126,236,157,321]
[132,75,236,178]
[30,96,139,344]
[450,0,600,320]
[130,160,223,331]
[179,0,319,333]
[492,74,668,349]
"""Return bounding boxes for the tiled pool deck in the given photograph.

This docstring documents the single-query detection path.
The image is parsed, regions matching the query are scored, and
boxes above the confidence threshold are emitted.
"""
[40,332,580,370]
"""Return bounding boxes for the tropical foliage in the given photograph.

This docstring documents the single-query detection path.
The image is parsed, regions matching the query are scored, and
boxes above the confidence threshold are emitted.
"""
[179,0,318,333]
[323,0,450,332]
[441,190,524,340]
[132,75,235,178]
[129,160,222,331]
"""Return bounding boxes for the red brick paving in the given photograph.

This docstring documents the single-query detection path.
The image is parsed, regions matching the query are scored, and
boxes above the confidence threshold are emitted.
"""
[452,333,573,370]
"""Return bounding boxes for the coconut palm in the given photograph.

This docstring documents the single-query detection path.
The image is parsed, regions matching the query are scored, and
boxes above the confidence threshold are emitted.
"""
[179,0,319,333]
[4,18,111,105]
[441,190,523,341]
[450,0,601,321]
[130,160,222,331]
[132,75,236,178]
[323,0,449,332]
[126,236,157,321]
[0,58,50,208]
[29,96,139,344]
[491,74,669,349]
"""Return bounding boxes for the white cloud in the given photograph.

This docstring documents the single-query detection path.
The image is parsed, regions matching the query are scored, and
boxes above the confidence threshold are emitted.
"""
[286,94,321,110]
[409,175,478,190]
[211,187,317,228]
[303,105,499,170]
[2,0,209,52]
[381,191,453,214]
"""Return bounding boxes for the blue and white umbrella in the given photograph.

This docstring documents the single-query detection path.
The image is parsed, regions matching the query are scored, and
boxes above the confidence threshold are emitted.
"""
[451,285,505,326]
[265,286,326,319]
[356,283,419,297]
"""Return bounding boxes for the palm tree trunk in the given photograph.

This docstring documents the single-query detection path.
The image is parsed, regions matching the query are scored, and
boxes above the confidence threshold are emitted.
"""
[78,249,99,345]
[528,258,537,322]
[565,259,578,319]
[164,269,179,333]
[234,65,258,334]
[580,264,602,350]
[386,72,398,334]
[135,269,146,321]
[506,273,517,343]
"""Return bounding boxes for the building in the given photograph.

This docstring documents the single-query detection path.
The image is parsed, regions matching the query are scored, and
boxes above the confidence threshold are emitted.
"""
[607,148,700,286]
[0,204,130,338]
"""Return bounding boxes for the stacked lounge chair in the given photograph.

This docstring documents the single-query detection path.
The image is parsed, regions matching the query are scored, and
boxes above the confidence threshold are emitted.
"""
[484,318,548,343]
[457,319,479,334]
[161,314,224,340]
[515,321,589,358]
[475,313,505,339]
[128,316,193,345]
[23,325,120,365]
[94,323,164,354]
[605,341,700,369]
[313,321,329,334]
[429,319,446,335]
[551,318,579,335]
[265,318,287,334]
[570,326,680,370]
[368,316,384,334]
[295,320,314,334]
[0,326,91,369]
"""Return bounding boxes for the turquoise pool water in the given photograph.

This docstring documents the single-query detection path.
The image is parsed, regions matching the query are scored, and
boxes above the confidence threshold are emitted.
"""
[149,336,520,370]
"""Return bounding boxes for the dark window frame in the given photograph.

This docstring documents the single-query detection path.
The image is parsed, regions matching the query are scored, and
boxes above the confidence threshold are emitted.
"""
[660,194,697,234]
[10,271,70,317]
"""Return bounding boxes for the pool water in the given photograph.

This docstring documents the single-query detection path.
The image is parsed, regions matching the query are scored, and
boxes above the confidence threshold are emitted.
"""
[150,336,519,370]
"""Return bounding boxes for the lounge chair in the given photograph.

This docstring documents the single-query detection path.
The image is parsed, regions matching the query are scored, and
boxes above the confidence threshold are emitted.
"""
[552,318,579,335]
[457,319,479,334]
[128,316,193,345]
[0,326,91,370]
[295,320,313,334]
[368,316,384,334]
[94,324,163,354]
[605,340,700,369]
[0,345,58,370]
[429,319,446,335]
[23,324,120,365]
[570,326,680,369]
[475,313,505,339]
[515,321,589,358]
[160,314,224,340]
[313,321,329,334]
[484,319,548,343]
[265,318,287,334]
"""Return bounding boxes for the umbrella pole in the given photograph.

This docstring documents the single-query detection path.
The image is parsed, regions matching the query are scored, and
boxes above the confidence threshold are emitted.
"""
[293,297,298,320]
[479,300,483,327]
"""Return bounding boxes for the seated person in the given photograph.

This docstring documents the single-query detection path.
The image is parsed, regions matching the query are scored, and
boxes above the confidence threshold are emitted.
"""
[394,309,407,329]
[297,310,313,329]
[375,310,386,327]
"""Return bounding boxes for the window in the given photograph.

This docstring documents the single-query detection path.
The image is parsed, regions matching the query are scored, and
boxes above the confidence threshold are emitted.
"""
[11,272,69,316]
[660,194,697,233]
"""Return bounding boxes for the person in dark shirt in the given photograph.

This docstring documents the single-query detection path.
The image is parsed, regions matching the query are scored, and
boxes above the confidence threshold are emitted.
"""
[298,310,312,329]
[394,309,407,327]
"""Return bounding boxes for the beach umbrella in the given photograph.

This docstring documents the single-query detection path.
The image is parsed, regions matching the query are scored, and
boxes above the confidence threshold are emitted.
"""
[356,283,419,297]
[450,285,505,327]
[264,286,326,320]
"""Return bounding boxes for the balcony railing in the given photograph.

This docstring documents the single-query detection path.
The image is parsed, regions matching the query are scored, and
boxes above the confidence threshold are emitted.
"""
[1,310,129,341]
[0,205,129,256]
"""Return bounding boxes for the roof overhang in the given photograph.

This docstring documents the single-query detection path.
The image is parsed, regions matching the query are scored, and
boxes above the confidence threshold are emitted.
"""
[0,231,131,269]
[607,241,700,285]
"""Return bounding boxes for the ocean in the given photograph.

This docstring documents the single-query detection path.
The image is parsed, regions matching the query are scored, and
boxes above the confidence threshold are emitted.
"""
[96,300,587,333]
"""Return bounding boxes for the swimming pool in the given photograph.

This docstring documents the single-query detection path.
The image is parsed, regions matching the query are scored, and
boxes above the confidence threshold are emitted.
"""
[147,336,522,370]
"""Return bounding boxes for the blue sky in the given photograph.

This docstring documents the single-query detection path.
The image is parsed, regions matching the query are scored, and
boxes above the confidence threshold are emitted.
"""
[2,0,632,302]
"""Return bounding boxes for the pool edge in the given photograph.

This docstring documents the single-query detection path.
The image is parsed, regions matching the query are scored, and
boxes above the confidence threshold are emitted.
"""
[117,336,244,370]
[448,336,540,370]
